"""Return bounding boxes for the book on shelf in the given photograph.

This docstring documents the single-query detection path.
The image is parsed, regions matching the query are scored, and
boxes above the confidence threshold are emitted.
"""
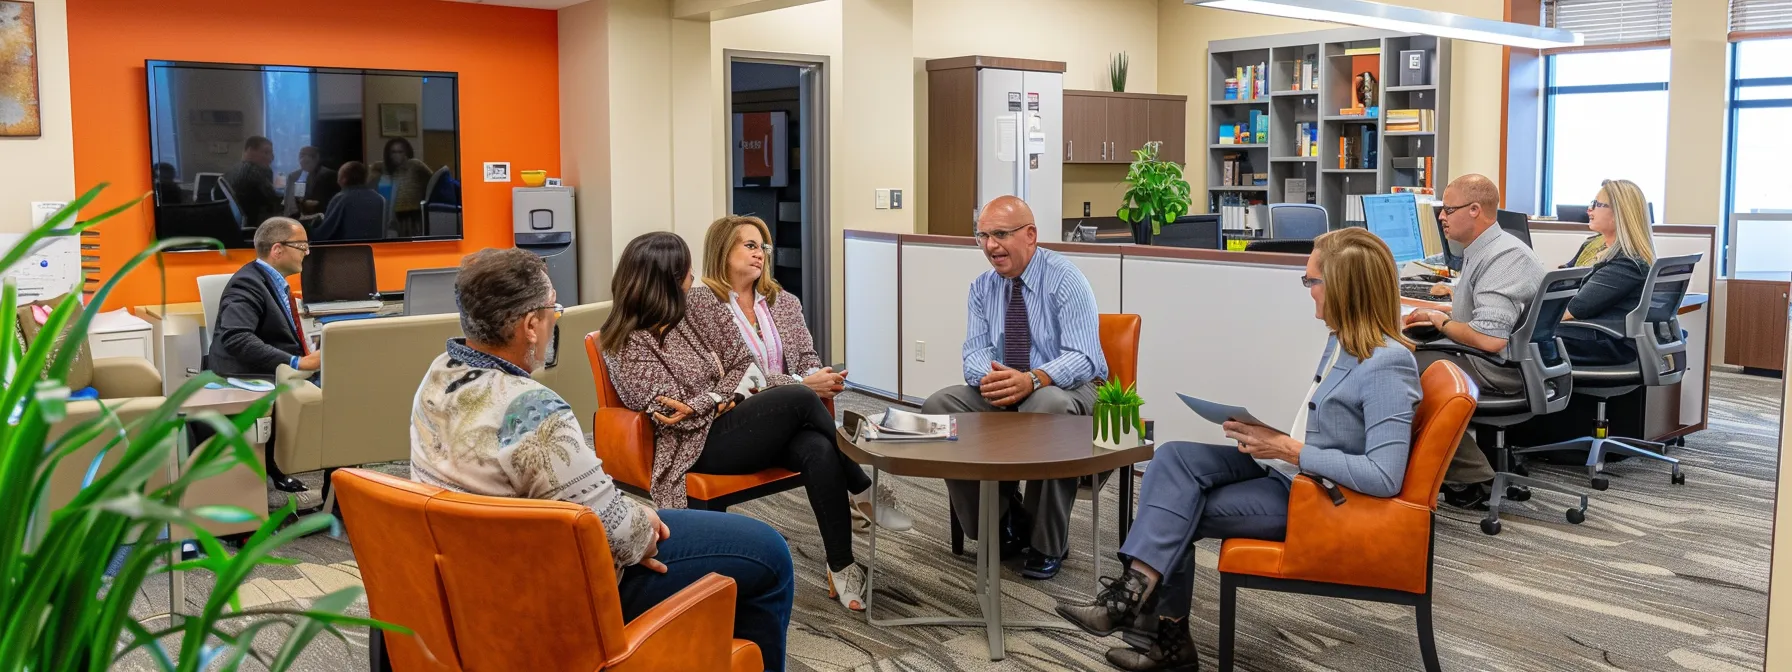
[1219,123,1235,144]
[1304,57,1318,90]
[1251,172,1268,186]
[1391,185,1436,196]
[1386,108,1436,132]
[1232,62,1270,100]
[1360,126,1378,169]
[1285,177,1310,204]
[1225,77,1239,100]
[1343,194,1367,227]
[1250,110,1267,144]
[1344,46,1381,56]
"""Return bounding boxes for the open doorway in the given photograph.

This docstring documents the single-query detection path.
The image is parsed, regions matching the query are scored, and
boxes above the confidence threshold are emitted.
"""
[725,52,831,362]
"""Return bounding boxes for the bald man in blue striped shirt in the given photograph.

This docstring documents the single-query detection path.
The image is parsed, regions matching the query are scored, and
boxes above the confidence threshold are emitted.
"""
[922,195,1108,580]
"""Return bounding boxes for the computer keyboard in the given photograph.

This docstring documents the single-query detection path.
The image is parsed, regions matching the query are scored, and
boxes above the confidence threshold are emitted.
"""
[305,300,384,315]
[1400,281,1447,302]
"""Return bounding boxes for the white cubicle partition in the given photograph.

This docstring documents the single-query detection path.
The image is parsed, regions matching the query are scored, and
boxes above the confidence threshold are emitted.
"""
[899,240,992,403]
[1123,252,1329,446]
[844,233,901,398]
[1049,245,1123,315]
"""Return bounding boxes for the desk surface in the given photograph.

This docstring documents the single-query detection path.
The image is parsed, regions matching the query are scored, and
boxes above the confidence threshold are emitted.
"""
[835,413,1155,481]
[137,300,405,326]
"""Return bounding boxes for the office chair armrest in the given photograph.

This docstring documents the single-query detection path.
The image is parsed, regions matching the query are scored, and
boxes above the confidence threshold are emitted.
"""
[90,357,164,399]
[1278,475,1433,594]
[605,573,740,672]
[592,407,656,492]
[1414,341,1508,367]
[1558,321,1625,340]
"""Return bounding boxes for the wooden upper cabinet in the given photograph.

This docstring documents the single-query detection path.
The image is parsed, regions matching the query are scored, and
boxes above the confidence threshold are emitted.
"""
[1063,90,1188,165]
[1147,98,1187,164]
[1064,95,1109,163]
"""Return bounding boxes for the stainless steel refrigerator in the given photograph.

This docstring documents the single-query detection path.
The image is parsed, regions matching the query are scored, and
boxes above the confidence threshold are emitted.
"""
[976,67,1063,227]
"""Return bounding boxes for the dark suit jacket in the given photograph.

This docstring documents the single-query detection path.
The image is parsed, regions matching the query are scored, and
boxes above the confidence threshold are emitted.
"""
[224,160,281,226]
[209,261,303,378]
[314,185,387,242]
[284,167,339,217]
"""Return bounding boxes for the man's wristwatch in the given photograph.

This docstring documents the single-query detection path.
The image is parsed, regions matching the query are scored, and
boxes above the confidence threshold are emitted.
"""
[1027,371,1043,391]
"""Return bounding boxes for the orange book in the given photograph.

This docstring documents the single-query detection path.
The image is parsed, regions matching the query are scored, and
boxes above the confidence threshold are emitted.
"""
[1338,138,1347,169]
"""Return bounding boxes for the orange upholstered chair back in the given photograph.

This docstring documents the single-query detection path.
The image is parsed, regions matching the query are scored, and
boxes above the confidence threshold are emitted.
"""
[1099,314,1141,389]
[585,332,625,409]
[333,468,630,672]
[1398,359,1480,508]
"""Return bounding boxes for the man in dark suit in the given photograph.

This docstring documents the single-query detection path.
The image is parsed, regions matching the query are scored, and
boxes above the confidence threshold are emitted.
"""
[283,146,338,218]
[223,136,282,227]
[210,217,320,492]
[313,161,386,242]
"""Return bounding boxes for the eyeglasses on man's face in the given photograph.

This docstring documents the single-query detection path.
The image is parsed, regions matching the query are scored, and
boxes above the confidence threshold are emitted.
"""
[1435,203,1475,221]
[973,223,1034,244]
[278,240,310,253]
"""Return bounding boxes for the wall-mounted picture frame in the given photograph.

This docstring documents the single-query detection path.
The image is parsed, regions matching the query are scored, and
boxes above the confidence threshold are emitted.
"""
[379,102,418,138]
[0,1,43,138]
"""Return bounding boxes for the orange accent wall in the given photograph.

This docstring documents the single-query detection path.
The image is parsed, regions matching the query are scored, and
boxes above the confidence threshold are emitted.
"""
[67,0,560,311]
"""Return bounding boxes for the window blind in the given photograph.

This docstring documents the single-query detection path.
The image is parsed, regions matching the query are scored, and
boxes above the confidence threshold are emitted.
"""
[1544,0,1674,46]
[1732,0,1792,36]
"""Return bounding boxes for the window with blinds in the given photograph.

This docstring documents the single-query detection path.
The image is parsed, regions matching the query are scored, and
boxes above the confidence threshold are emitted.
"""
[1544,0,1674,46]
[1732,0,1792,36]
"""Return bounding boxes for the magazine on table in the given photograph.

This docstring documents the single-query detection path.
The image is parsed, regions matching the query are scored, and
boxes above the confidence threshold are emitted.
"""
[841,408,958,442]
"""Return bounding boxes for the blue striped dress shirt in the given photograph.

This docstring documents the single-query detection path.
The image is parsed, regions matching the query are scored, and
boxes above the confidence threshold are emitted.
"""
[961,247,1108,389]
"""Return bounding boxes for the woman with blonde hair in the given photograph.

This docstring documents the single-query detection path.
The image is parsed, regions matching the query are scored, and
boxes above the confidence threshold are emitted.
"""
[1054,228,1422,671]
[687,214,916,532]
[1560,179,1657,365]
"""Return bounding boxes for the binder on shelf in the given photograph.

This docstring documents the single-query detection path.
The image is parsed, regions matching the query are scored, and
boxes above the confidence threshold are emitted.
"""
[1219,123,1236,144]
[1399,50,1430,87]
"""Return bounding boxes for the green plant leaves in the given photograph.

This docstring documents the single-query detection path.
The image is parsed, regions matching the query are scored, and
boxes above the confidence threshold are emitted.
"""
[1114,142,1193,235]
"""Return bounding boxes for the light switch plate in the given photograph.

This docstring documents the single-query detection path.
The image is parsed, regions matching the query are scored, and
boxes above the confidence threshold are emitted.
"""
[914,340,925,362]
[874,188,891,209]
[890,189,903,209]
[253,417,273,444]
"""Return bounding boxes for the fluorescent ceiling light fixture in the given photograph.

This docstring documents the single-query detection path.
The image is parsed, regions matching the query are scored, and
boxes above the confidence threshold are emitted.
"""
[1191,0,1584,50]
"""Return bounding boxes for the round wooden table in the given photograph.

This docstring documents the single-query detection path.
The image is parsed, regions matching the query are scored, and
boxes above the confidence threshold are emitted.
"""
[835,412,1154,661]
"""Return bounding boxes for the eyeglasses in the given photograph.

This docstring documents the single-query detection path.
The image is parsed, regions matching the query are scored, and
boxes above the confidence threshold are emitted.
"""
[1589,199,1612,210]
[527,302,564,317]
[973,223,1035,243]
[743,241,773,254]
[1436,203,1475,219]
[277,240,310,252]
[1300,275,1323,288]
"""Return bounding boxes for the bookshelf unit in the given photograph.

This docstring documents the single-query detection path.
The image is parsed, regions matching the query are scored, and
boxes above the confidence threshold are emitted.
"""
[1207,28,1452,230]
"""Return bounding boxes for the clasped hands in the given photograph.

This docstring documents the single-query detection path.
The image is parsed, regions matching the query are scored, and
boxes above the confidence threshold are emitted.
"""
[979,362,1043,408]
[636,508,673,573]
[1222,420,1302,466]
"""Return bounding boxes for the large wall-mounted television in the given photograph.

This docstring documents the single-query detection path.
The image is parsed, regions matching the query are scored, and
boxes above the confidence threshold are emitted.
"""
[146,60,462,248]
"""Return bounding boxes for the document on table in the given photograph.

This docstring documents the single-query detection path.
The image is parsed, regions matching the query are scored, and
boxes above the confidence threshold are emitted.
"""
[1176,393,1285,434]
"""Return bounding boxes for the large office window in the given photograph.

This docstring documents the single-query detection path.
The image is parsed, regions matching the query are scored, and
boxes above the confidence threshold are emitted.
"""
[1542,48,1672,217]
[1727,38,1792,216]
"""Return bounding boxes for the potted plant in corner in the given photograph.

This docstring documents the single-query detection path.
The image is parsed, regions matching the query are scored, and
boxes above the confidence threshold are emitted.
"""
[0,185,407,671]
[1117,141,1192,245]
[1093,379,1146,450]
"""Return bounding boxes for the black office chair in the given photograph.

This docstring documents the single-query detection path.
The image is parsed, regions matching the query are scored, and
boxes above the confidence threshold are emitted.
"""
[215,177,248,230]
[1512,254,1700,490]
[1418,267,1590,536]
[420,166,462,237]
[155,201,250,250]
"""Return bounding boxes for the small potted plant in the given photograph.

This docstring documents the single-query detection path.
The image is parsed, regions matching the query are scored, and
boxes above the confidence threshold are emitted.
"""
[1093,379,1146,450]
[1117,141,1192,245]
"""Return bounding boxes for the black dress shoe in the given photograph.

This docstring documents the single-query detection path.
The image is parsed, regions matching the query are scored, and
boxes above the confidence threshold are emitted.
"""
[1108,617,1199,671]
[271,474,309,493]
[1056,565,1157,636]
[1440,481,1490,511]
[1021,550,1064,580]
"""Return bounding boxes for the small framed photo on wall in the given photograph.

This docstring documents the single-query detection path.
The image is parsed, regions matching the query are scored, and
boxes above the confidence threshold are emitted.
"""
[0,1,43,138]
[379,103,418,137]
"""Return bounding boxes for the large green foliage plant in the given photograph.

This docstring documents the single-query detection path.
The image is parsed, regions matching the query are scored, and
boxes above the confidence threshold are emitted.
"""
[1116,141,1193,238]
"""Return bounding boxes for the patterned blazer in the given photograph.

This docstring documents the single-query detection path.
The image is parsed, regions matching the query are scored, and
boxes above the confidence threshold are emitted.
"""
[687,287,825,386]
[602,304,755,508]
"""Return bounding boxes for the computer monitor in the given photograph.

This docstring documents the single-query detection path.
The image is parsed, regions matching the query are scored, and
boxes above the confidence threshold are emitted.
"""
[404,267,461,316]
[300,244,379,303]
[1153,214,1224,250]
[1362,193,1426,266]
[1496,209,1533,248]
[1555,204,1589,223]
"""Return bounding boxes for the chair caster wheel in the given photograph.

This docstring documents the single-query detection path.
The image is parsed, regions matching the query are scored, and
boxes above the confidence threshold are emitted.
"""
[1590,477,1610,491]
[1506,486,1531,502]
[1480,519,1501,536]
[1565,508,1586,525]
[1671,472,1685,485]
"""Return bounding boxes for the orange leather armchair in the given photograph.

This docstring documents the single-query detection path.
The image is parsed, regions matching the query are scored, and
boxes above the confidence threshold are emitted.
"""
[332,468,764,672]
[1214,359,1477,672]
[583,332,817,510]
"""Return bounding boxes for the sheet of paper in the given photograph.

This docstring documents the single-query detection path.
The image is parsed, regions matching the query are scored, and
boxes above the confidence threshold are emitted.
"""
[995,116,1017,163]
[1176,392,1284,434]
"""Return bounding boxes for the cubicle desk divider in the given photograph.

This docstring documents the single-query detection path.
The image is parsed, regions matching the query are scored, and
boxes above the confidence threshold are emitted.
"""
[845,222,1716,445]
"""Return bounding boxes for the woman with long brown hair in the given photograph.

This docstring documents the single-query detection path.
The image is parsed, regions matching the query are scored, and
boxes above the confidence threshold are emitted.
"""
[598,231,882,614]
[1055,228,1423,671]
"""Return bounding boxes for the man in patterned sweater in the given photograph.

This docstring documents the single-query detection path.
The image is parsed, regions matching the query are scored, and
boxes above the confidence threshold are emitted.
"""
[410,248,795,671]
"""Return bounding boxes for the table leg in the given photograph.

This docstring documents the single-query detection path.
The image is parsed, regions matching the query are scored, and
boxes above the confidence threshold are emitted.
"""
[1119,464,1135,543]
[980,479,1004,660]
[1092,473,1102,594]
[866,467,880,615]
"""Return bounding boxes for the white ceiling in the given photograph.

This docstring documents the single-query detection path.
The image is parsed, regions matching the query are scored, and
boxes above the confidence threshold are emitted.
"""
[442,0,587,9]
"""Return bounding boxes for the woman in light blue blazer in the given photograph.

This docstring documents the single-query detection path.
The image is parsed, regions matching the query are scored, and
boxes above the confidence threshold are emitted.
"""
[1057,228,1422,672]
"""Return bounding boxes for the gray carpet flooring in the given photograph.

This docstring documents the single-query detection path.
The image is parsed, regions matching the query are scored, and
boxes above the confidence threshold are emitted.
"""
[119,371,1783,671]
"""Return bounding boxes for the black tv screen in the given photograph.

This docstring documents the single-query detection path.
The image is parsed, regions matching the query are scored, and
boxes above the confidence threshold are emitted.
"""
[146,60,461,248]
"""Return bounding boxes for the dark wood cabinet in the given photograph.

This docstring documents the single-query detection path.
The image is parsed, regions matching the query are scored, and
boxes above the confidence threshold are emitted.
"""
[1063,90,1188,165]
[1725,277,1790,371]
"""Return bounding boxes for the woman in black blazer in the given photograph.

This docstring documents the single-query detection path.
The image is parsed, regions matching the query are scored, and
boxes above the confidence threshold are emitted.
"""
[1560,179,1656,366]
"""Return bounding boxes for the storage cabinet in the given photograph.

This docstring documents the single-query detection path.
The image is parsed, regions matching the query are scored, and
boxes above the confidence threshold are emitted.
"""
[1063,90,1188,165]
[1725,276,1790,371]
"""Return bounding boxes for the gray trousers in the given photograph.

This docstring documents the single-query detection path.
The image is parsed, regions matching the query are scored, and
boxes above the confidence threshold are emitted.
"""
[1413,349,1505,484]
[920,383,1096,558]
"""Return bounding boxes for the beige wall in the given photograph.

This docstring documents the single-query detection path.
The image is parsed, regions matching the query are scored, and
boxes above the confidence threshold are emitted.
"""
[1664,0,1728,227]
[0,0,74,232]
[1157,0,1507,212]
[1772,326,1792,668]
[911,0,1159,230]
[559,0,614,301]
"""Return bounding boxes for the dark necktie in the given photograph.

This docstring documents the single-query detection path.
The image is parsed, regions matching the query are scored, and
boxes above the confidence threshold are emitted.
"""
[1002,277,1031,372]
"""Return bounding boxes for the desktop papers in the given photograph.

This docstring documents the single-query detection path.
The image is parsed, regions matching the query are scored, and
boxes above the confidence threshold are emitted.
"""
[1175,393,1284,435]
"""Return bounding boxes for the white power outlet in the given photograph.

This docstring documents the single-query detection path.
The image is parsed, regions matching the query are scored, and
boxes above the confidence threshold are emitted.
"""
[914,340,926,362]
[253,417,273,444]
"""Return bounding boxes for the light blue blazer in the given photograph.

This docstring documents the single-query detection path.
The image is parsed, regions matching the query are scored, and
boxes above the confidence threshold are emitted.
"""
[1292,334,1422,498]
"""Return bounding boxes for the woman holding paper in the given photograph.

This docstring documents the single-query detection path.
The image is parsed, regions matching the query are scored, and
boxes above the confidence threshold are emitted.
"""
[690,214,913,532]
[1055,228,1422,671]
[598,231,881,613]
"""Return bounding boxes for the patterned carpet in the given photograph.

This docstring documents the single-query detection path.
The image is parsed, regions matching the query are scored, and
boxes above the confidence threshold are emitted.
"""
[120,371,1783,671]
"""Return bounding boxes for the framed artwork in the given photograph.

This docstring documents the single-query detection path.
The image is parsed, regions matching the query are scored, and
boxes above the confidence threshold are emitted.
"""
[378,103,418,138]
[0,1,41,138]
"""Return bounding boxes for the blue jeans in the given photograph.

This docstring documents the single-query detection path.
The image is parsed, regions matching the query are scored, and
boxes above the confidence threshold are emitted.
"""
[617,509,794,671]
[1118,441,1290,619]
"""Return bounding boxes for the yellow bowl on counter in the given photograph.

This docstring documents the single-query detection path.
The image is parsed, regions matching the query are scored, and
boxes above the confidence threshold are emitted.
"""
[519,170,548,187]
